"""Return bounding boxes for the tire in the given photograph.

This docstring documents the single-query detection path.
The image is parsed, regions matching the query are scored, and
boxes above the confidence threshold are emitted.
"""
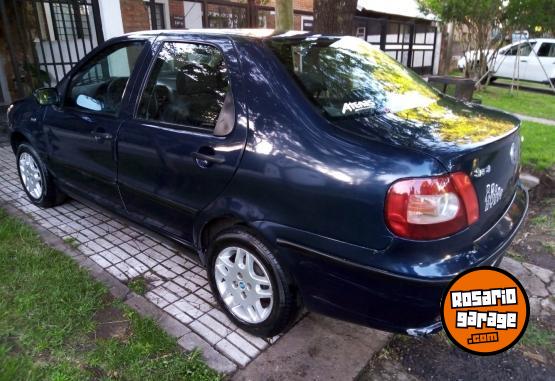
[16,143,66,208]
[206,227,299,337]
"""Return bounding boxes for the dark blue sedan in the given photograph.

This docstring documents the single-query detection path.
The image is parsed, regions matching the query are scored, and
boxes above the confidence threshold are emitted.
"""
[7,30,528,337]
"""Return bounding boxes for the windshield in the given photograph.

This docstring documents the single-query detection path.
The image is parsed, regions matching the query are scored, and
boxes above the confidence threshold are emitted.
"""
[267,35,440,118]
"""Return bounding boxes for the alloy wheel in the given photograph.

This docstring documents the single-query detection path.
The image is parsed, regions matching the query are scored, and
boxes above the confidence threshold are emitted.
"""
[19,152,43,200]
[214,246,274,324]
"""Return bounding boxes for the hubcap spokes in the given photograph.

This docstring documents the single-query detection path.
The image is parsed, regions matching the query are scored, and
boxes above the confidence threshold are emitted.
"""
[19,153,43,199]
[215,247,273,324]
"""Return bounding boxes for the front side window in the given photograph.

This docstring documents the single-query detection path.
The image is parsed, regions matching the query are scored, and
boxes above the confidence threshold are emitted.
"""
[505,42,536,56]
[137,42,229,129]
[65,42,145,115]
[267,36,439,118]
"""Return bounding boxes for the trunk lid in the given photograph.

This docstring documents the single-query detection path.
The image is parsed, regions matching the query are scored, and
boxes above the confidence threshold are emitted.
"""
[334,96,521,231]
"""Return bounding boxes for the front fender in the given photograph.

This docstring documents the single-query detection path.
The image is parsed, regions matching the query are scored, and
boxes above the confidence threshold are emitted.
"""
[8,97,48,158]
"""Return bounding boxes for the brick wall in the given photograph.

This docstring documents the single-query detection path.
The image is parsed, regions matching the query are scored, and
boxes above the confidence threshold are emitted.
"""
[260,0,313,12]
[169,0,184,20]
[120,0,150,33]
[293,0,313,12]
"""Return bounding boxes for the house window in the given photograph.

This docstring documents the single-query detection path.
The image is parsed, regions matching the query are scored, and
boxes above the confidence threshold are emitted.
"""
[50,3,90,40]
[301,16,313,32]
[356,27,366,39]
[145,2,166,30]
[207,5,248,28]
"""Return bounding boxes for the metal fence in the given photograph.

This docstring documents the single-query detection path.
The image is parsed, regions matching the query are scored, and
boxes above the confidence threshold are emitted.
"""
[0,0,103,98]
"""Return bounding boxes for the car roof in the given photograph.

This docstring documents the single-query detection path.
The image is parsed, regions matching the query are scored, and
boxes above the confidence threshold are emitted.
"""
[510,38,555,44]
[125,28,312,41]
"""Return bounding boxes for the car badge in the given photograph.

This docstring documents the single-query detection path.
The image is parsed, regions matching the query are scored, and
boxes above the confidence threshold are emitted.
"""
[471,158,491,178]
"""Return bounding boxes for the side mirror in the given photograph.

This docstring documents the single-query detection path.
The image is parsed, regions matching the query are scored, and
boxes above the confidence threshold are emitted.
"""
[33,87,59,106]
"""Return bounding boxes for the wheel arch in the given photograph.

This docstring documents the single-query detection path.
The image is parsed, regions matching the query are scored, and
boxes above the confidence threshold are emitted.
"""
[10,131,30,154]
[196,211,283,267]
[197,214,245,263]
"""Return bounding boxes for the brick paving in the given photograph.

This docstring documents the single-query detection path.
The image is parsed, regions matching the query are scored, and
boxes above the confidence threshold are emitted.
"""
[0,145,280,373]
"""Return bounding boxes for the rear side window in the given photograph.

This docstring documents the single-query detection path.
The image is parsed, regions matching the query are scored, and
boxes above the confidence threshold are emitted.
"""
[137,42,229,129]
[538,43,555,57]
[65,42,145,115]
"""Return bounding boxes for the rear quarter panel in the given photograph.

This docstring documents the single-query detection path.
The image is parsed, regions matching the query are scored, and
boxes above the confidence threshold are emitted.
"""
[199,39,446,255]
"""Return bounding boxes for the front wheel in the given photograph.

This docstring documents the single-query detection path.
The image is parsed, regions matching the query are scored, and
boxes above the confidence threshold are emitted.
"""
[207,227,299,337]
[16,143,66,207]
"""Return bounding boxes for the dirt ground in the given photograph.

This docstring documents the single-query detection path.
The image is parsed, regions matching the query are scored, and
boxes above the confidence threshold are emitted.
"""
[358,171,555,381]
[359,332,554,381]
[510,169,555,270]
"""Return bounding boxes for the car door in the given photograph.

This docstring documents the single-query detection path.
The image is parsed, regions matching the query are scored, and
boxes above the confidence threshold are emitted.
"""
[117,36,248,243]
[44,39,148,209]
[525,41,555,82]
[493,42,533,79]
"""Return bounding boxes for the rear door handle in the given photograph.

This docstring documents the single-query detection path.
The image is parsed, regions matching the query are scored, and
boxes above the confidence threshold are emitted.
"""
[192,151,225,166]
[520,59,527,62]
[91,131,113,141]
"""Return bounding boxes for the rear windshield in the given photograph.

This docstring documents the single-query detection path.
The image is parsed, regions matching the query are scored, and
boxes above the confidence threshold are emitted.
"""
[267,36,439,118]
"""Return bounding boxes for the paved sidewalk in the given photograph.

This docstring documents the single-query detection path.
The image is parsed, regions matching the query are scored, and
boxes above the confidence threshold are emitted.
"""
[233,314,391,381]
[513,113,555,127]
[0,143,389,378]
[0,145,269,373]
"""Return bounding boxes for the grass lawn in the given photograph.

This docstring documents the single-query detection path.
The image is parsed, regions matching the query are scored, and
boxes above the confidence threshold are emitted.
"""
[520,121,555,171]
[474,86,555,121]
[0,209,219,381]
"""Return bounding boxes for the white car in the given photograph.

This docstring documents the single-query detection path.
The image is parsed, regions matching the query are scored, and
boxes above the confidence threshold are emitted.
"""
[457,39,555,84]
[491,39,555,83]
[457,50,494,70]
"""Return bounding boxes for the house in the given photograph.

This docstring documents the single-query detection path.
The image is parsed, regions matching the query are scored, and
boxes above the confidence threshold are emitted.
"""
[0,0,439,105]
[355,0,441,75]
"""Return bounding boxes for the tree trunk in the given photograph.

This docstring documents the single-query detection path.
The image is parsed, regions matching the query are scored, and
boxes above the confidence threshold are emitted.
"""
[275,0,294,32]
[313,0,358,35]
[440,22,454,75]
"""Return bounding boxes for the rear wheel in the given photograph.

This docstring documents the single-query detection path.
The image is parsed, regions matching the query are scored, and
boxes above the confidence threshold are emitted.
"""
[16,143,66,207]
[207,227,298,337]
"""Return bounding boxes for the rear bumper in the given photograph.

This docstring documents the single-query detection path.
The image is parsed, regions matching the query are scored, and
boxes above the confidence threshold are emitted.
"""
[273,185,528,334]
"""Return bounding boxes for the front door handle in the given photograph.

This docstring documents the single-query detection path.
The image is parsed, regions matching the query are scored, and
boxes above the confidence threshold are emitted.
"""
[192,151,225,167]
[520,59,528,62]
[91,131,113,142]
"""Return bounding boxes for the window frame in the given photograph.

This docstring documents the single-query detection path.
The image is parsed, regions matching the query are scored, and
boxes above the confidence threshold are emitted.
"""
[61,40,148,117]
[133,39,234,135]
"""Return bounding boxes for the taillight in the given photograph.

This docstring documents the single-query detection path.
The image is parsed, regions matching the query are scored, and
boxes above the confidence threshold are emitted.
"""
[385,172,479,240]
